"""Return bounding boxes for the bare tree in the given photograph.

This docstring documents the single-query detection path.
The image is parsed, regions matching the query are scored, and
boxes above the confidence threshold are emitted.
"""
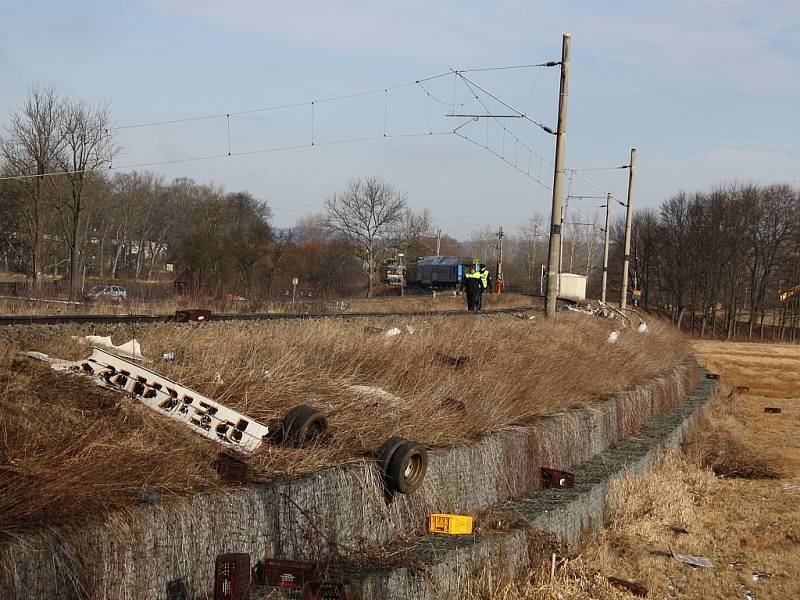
[55,99,116,297]
[0,85,64,284]
[325,176,411,297]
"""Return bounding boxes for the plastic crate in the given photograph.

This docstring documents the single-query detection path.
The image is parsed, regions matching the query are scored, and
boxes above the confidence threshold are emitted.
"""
[428,513,473,535]
[214,553,250,600]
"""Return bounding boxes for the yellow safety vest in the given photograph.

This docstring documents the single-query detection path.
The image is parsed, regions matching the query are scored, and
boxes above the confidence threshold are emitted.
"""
[479,270,489,288]
[464,271,481,279]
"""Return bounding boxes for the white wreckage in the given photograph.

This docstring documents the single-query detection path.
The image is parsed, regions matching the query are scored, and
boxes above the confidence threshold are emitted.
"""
[27,346,271,453]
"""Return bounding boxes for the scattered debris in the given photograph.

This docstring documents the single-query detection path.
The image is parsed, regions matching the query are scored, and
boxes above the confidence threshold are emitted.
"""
[162,351,176,361]
[136,484,161,505]
[705,373,720,379]
[541,467,575,489]
[405,324,415,334]
[608,330,621,344]
[668,525,689,535]
[435,352,470,370]
[607,576,648,597]
[428,513,473,535]
[261,558,317,589]
[638,321,649,333]
[671,550,713,568]
[214,553,250,600]
[384,327,402,337]
[214,451,249,483]
[736,385,750,393]
[441,397,466,411]
[740,585,756,600]
[213,372,224,384]
[764,407,781,414]
[175,309,212,322]
[27,346,271,453]
[73,335,143,360]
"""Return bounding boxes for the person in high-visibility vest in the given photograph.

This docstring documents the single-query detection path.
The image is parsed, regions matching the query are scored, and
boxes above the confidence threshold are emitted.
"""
[463,265,482,313]
[477,264,493,312]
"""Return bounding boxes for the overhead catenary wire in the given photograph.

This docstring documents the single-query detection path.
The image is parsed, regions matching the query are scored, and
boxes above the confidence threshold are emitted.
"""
[0,60,578,188]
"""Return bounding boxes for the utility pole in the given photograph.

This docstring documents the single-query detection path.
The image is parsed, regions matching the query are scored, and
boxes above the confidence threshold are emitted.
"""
[436,229,442,256]
[495,226,504,292]
[601,192,611,303]
[545,33,570,318]
[619,148,636,310]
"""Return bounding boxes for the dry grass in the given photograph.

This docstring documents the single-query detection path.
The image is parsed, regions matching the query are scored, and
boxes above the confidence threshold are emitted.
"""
[693,340,800,399]
[0,314,690,533]
[0,292,538,317]
[467,341,800,600]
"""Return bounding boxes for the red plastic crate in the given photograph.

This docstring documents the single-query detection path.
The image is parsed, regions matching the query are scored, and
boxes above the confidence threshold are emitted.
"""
[214,553,250,600]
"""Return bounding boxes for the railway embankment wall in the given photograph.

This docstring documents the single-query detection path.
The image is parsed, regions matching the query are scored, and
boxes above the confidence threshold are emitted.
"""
[0,360,699,600]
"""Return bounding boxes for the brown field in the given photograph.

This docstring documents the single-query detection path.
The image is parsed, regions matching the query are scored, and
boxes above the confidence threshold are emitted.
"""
[0,313,687,533]
[467,341,800,600]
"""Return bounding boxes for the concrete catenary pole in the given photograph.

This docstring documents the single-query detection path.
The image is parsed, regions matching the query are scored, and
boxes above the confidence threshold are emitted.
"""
[435,229,442,256]
[619,148,637,310]
[601,192,611,303]
[495,226,504,292]
[545,33,570,318]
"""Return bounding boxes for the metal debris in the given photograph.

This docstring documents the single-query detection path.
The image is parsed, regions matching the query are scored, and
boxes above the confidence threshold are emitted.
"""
[671,550,713,568]
[175,309,212,322]
[541,467,575,489]
[436,352,470,370]
[73,335,142,360]
[27,347,271,453]
[607,576,648,597]
[669,526,689,535]
[441,397,466,411]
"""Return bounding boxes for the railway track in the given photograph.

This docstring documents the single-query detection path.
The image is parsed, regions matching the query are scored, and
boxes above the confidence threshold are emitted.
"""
[0,306,537,326]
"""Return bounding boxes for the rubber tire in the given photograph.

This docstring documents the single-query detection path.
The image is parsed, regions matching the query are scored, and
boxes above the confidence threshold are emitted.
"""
[376,436,408,476]
[384,441,428,495]
[284,405,327,447]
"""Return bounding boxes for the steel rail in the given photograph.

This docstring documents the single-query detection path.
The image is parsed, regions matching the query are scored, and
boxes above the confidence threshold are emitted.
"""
[0,306,538,327]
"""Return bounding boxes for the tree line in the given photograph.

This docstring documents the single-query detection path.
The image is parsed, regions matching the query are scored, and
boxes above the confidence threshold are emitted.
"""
[619,183,800,340]
[3,87,799,335]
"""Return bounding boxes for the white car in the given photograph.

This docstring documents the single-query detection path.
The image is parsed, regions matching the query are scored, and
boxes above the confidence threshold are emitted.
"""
[85,285,128,302]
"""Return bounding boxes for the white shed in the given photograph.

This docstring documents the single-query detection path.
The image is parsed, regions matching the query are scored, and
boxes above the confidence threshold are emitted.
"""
[558,273,587,300]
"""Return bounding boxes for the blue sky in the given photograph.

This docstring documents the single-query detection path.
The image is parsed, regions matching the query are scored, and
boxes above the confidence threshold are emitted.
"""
[2,0,798,238]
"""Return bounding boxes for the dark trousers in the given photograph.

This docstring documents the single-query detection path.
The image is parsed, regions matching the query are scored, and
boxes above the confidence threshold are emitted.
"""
[477,290,486,312]
[466,291,477,312]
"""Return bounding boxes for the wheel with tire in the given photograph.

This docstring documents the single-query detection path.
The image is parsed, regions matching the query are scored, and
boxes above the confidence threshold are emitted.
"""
[379,438,428,494]
[282,405,327,447]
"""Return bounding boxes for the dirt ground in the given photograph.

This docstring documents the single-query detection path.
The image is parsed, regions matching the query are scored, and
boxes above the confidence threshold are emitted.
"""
[467,341,800,600]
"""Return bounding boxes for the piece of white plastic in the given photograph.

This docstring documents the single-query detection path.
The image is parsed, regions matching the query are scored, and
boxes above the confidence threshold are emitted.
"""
[384,327,402,337]
[637,321,648,333]
[608,330,621,344]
